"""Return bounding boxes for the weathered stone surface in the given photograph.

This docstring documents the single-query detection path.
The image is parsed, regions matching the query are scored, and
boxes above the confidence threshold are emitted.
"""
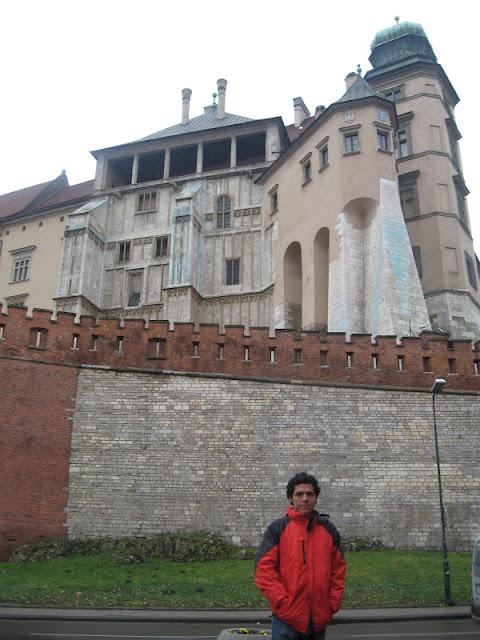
[67,368,480,550]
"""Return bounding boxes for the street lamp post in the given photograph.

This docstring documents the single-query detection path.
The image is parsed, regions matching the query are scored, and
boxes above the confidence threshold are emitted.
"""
[431,377,454,606]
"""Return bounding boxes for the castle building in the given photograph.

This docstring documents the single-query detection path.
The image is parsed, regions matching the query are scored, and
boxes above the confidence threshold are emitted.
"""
[1,21,478,340]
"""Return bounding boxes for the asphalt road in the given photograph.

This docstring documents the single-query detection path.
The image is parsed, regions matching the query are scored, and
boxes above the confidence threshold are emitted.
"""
[0,619,479,640]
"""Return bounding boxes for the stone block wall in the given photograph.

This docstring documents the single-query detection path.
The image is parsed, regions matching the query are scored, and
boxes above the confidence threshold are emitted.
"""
[67,368,480,550]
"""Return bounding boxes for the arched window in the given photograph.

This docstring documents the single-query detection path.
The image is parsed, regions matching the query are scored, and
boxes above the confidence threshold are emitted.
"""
[216,195,231,229]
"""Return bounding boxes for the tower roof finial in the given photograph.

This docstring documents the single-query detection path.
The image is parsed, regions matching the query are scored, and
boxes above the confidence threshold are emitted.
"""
[394,15,400,24]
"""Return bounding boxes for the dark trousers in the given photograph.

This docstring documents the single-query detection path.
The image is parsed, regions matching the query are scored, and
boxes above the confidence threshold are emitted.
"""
[271,615,326,640]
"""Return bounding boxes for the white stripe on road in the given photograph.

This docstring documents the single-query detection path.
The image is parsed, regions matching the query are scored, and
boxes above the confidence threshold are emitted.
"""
[351,633,480,638]
[30,635,218,639]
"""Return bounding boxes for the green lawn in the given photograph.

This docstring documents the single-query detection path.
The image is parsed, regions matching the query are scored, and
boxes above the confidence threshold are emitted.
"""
[0,551,472,608]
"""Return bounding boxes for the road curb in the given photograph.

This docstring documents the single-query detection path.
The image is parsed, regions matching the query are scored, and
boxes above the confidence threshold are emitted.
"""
[0,605,471,624]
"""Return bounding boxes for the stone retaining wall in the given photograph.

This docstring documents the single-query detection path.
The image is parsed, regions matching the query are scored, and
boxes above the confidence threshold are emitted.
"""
[67,368,480,550]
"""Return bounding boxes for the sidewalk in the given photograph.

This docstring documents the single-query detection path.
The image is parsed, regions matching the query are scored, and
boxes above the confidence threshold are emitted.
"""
[0,605,470,623]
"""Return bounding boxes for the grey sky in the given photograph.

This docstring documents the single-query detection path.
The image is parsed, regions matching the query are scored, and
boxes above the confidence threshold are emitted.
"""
[1,0,478,250]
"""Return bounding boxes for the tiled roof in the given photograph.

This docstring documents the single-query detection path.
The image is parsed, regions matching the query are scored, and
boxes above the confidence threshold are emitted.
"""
[286,116,317,143]
[0,180,54,219]
[139,107,254,142]
[38,180,94,211]
[0,177,93,222]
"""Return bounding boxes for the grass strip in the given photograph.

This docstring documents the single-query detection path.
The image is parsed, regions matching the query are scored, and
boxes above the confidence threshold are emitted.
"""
[0,551,472,608]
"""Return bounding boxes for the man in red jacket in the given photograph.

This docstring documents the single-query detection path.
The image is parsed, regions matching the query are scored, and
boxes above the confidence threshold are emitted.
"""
[255,472,346,640]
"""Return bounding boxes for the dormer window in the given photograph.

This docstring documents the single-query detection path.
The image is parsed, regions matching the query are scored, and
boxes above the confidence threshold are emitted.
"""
[216,195,231,229]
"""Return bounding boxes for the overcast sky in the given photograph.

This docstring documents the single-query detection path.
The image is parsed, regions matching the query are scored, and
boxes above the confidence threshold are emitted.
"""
[1,1,478,250]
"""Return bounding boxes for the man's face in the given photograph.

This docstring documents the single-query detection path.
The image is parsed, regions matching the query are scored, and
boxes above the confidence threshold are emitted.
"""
[290,483,317,514]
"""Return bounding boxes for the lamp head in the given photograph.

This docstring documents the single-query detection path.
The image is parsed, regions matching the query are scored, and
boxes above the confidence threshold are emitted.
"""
[431,378,446,394]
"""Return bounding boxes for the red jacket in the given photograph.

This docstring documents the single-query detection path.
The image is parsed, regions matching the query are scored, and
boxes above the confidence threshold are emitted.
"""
[255,507,346,633]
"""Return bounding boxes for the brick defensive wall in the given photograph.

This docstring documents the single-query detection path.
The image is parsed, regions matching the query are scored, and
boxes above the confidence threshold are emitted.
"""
[1,305,479,391]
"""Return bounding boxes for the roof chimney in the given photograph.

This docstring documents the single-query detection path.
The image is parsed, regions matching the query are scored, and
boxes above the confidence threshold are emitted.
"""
[181,88,192,124]
[217,78,227,119]
[344,72,358,91]
[293,97,310,128]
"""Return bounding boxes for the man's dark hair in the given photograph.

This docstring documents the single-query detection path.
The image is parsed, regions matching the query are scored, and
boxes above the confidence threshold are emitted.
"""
[286,472,320,499]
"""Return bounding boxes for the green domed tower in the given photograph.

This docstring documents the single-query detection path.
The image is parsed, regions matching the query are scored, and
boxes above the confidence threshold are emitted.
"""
[368,20,436,77]
[365,19,480,340]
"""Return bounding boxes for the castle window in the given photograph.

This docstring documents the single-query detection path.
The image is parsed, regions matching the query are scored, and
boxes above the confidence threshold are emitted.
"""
[396,126,411,158]
[116,336,124,353]
[377,130,389,152]
[372,354,379,369]
[346,352,353,368]
[474,360,480,376]
[192,341,199,358]
[465,252,478,290]
[90,334,99,351]
[216,195,231,229]
[399,172,420,219]
[344,132,360,154]
[154,235,169,258]
[225,258,240,285]
[117,241,131,263]
[320,350,328,367]
[300,153,312,185]
[397,355,405,371]
[270,188,278,213]
[11,255,31,282]
[319,144,329,169]
[294,349,302,364]
[383,86,404,102]
[269,347,276,363]
[71,334,79,350]
[412,246,423,279]
[29,327,48,349]
[137,191,157,212]
[423,357,431,372]
[218,343,225,360]
[0,324,4,339]
[448,358,457,374]
[127,271,142,306]
[454,176,469,229]
[148,338,166,359]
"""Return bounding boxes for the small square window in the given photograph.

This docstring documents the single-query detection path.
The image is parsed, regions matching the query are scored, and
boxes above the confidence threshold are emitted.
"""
[225,258,240,285]
[344,132,360,154]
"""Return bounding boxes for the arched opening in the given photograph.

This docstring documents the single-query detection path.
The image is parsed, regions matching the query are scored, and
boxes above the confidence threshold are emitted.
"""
[314,228,329,331]
[283,241,302,330]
